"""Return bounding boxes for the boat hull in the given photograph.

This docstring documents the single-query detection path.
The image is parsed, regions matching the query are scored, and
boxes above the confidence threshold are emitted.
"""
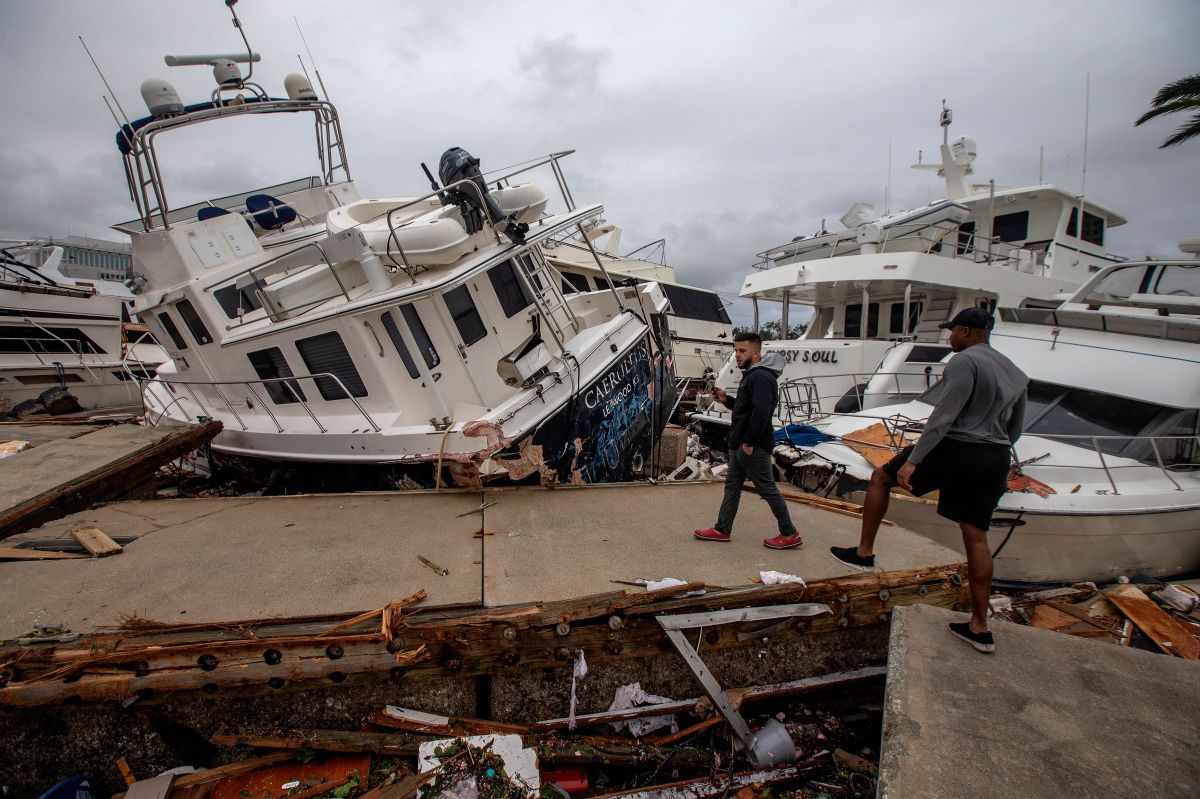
[869,493,1200,585]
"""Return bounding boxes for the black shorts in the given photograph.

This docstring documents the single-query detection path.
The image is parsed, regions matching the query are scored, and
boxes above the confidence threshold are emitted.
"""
[882,439,1011,530]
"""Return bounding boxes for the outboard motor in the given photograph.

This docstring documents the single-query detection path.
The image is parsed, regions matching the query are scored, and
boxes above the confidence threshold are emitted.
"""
[436,147,528,244]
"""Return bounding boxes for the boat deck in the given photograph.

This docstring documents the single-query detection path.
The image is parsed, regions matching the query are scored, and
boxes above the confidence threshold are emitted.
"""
[0,481,960,639]
[880,603,1200,798]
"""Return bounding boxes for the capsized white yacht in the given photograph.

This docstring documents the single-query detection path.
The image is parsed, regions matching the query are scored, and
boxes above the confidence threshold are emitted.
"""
[0,241,166,416]
[542,222,732,404]
[115,3,677,489]
[693,103,1126,445]
[775,256,1200,585]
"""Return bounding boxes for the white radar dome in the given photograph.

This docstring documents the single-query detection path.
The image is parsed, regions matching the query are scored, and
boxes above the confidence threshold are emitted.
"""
[951,135,977,168]
[140,79,184,118]
[212,58,242,86]
[284,73,318,101]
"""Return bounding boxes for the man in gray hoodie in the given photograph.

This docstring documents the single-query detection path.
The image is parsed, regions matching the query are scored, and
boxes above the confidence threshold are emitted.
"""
[695,332,802,549]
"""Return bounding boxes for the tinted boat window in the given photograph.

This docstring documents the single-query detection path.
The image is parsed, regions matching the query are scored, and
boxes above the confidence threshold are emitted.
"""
[445,285,487,346]
[1027,388,1161,453]
[844,303,879,338]
[156,312,188,350]
[488,260,533,318]
[563,272,591,293]
[248,347,306,404]
[992,211,1029,243]
[663,284,732,324]
[401,305,439,370]
[176,300,213,345]
[295,331,367,400]
[382,311,420,380]
[1151,264,1200,298]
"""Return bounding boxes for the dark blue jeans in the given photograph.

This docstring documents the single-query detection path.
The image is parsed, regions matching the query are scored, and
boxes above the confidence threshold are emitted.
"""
[716,446,797,537]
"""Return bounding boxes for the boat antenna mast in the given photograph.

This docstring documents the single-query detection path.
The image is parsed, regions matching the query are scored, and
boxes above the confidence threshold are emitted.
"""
[163,0,266,105]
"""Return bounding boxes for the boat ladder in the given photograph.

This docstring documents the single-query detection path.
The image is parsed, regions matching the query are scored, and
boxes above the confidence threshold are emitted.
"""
[516,250,579,342]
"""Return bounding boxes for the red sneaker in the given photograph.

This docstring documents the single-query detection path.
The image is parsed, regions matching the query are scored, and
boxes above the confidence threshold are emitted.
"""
[694,528,731,542]
[764,533,804,550]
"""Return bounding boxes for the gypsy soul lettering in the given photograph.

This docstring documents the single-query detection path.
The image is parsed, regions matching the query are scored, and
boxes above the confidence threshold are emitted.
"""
[583,349,644,414]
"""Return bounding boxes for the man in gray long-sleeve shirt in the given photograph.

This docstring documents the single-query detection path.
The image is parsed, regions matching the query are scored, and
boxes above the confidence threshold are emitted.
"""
[831,308,1028,653]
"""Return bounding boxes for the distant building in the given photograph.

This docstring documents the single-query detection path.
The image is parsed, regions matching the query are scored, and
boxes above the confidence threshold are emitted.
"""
[25,236,133,281]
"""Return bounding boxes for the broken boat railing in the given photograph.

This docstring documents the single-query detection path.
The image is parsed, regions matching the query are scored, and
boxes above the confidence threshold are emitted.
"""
[138,371,381,434]
[775,369,945,425]
[0,336,105,367]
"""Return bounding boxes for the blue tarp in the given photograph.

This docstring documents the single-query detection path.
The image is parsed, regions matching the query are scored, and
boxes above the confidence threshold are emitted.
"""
[773,424,835,448]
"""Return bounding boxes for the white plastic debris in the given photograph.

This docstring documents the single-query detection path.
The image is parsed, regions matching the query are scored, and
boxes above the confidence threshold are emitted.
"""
[567,649,588,729]
[759,571,806,587]
[1153,584,1199,613]
[644,577,706,597]
[607,682,679,738]
[418,734,539,793]
[988,595,1013,615]
[711,463,729,478]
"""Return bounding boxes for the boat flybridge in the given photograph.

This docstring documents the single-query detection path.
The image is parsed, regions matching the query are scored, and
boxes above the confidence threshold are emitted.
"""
[692,103,1127,444]
[0,241,166,416]
[541,223,733,400]
[777,255,1200,584]
[116,3,676,488]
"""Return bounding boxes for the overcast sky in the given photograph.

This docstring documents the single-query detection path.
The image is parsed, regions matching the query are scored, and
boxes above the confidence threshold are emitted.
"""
[1,1,1196,326]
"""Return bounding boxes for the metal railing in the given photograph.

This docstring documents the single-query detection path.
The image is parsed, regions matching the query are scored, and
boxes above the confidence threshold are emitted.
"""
[774,369,944,425]
[0,337,105,366]
[139,371,381,434]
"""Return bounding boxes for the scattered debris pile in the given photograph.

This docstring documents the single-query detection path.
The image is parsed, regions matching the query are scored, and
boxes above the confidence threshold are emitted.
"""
[39,670,887,799]
[994,578,1200,659]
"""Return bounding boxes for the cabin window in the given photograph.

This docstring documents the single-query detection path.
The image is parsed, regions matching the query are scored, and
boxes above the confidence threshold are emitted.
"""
[1066,208,1105,246]
[176,300,213,345]
[992,211,1029,243]
[156,313,188,350]
[247,347,307,404]
[889,302,923,335]
[844,303,879,338]
[445,285,487,346]
[663,284,732,324]
[0,325,105,355]
[488,260,534,318]
[563,273,591,293]
[381,311,420,379]
[295,332,368,400]
[904,344,948,364]
[956,221,976,255]
[401,305,440,370]
[1027,387,1161,454]
[594,277,611,291]
[214,283,264,318]
[1151,264,1200,297]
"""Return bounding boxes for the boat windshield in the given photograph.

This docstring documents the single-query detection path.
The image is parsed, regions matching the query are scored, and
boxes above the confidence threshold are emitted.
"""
[914,378,1199,466]
[1076,263,1200,306]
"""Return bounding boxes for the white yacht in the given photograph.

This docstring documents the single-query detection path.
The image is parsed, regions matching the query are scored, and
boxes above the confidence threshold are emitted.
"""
[0,241,165,415]
[693,104,1126,442]
[778,256,1200,585]
[114,4,676,489]
[542,223,732,403]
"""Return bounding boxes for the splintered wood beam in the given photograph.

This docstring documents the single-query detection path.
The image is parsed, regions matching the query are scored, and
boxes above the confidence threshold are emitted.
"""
[0,420,223,540]
[211,729,422,755]
[0,547,89,561]
[368,706,530,736]
[1105,585,1200,660]
[71,527,123,558]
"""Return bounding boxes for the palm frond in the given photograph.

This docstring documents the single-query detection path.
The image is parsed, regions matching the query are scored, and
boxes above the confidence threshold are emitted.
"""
[1136,98,1200,126]
[1150,74,1200,107]
[1160,112,1200,149]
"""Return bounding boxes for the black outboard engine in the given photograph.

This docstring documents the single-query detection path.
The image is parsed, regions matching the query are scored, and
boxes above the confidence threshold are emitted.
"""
[436,147,528,244]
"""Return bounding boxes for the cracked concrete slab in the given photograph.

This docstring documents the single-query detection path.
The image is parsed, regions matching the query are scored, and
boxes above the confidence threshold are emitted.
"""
[0,493,484,638]
[481,481,961,606]
[880,603,1200,798]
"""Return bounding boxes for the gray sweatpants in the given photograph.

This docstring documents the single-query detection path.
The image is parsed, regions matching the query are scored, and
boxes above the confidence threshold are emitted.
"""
[716,446,797,537]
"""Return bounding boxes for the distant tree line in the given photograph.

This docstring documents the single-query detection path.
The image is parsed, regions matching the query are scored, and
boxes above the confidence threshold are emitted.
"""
[731,320,807,341]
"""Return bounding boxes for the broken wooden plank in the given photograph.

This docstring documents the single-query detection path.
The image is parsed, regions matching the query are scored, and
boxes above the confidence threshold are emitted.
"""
[123,773,173,799]
[1105,584,1200,660]
[115,756,136,787]
[0,547,88,561]
[211,728,421,756]
[0,420,222,541]
[317,590,426,637]
[745,484,894,526]
[71,527,123,558]
[1030,604,1082,631]
[369,705,530,736]
[169,752,294,789]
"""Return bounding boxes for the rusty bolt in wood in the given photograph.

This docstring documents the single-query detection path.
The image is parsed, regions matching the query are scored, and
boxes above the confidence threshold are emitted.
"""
[555,622,571,636]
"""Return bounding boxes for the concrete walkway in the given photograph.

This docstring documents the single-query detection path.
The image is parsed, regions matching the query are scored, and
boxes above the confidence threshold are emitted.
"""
[880,604,1200,799]
[0,482,960,639]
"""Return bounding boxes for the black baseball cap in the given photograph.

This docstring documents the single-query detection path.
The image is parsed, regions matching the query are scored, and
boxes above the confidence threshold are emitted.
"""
[939,308,994,330]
